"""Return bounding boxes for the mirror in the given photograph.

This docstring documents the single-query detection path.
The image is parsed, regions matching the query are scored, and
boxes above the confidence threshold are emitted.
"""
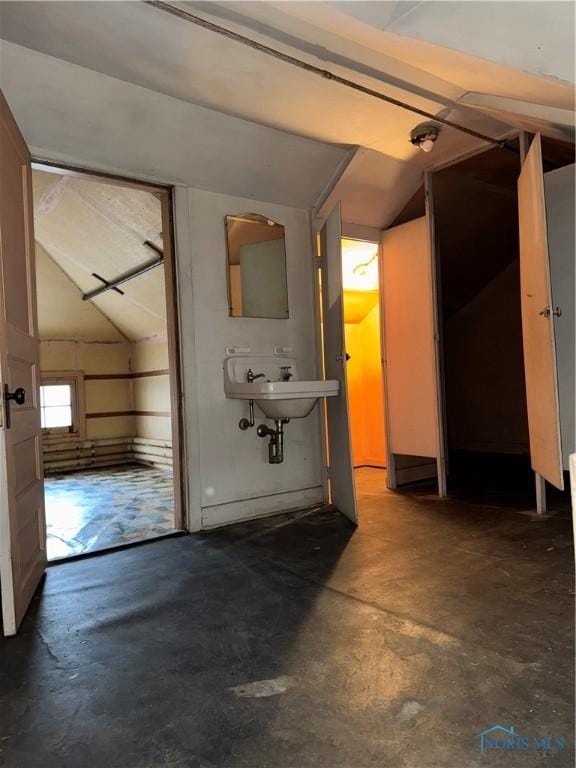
[225,214,288,319]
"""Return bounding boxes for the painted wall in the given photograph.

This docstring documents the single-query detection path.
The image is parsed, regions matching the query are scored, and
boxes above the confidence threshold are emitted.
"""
[132,338,172,443]
[344,303,386,468]
[36,239,134,443]
[4,44,327,527]
[444,261,529,454]
[36,238,173,469]
[435,168,529,455]
[40,339,134,442]
[545,164,576,469]
[0,42,345,208]
[187,188,323,527]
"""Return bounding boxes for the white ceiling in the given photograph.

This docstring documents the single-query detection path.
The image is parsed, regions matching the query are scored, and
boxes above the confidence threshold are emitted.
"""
[35,241,125,342]
[33,170,167,341]
[2,0,572,170]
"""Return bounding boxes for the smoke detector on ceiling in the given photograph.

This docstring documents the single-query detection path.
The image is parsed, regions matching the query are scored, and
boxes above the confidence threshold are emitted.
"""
[410,122,441,153]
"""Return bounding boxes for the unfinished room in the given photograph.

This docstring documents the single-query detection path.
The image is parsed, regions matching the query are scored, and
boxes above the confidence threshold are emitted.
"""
[33,168,182,559]
[0,2,574,768]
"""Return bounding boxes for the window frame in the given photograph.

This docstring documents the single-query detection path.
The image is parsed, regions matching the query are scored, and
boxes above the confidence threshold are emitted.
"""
[40,371,85,440]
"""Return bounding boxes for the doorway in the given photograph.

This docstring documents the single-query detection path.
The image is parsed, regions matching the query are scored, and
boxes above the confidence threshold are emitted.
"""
[433,144,532,505]
[31,165,185,559]
[433,138,574,508]
[341,238,387,495]
[321,136,573,520]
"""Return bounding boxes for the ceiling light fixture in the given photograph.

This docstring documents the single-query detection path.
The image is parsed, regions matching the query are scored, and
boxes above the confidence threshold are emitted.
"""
[410,123,441,153]
[352,254,377,277]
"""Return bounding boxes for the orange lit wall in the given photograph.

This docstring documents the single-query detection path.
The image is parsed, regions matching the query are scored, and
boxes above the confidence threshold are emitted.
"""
[344,301,387,468]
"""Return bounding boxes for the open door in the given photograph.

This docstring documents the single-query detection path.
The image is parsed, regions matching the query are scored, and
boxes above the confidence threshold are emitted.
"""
[380,211,446,495]
[0,91,46,636]
[319,204,357,523]
[517,134,564,489]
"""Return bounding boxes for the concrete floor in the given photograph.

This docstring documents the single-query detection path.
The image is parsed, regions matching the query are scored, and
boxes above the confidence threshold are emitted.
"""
[0,468,573,767]
[45,465,177,560]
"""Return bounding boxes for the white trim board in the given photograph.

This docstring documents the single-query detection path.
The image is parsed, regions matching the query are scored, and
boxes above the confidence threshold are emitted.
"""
[201,486,324,529]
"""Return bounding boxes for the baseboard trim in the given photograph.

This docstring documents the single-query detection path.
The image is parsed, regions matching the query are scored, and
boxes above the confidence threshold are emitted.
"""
[201,486,325,529]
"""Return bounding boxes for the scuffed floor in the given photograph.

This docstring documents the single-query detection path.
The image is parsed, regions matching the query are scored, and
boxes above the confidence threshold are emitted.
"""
[44,464,177,559]
[1,468,573,767]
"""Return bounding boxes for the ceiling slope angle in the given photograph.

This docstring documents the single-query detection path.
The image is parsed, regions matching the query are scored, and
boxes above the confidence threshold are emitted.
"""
[0,0,531,167]
[32,169,168,342]
[196,0,574,145]
[2,1,573,225]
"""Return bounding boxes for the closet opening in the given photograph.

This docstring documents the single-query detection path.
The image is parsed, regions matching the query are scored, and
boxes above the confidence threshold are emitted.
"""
[341,238,387,494]
[433,138,574,508]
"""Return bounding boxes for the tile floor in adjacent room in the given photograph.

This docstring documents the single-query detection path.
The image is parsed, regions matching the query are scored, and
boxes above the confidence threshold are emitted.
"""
[44,464,178,560]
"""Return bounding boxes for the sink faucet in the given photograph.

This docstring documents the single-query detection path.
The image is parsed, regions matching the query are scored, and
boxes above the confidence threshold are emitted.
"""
[246,368,266,383]
[280,366,293,381]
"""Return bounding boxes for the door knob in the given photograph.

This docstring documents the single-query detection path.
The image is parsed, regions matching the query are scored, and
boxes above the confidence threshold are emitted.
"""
[3,386,26,429]
[6,387,26,405]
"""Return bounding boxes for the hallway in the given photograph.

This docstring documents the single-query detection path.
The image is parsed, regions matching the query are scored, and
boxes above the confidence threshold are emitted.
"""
[1,475,573,767]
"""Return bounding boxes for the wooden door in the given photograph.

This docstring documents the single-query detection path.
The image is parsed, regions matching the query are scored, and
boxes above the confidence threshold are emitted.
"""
[319,204,357,523]
[517,134,563,489]
[0,90,46,636]
[380,215,446,494]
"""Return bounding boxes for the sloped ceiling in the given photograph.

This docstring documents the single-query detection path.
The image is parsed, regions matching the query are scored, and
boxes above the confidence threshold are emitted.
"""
[35,241,124,342]
[1,0,573,162]
[2,1,573,235]
[33,170,167,341]
[0,1,563,170]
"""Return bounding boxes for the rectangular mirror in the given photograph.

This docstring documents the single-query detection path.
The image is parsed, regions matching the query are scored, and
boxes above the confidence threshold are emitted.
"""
[225,213,289,318]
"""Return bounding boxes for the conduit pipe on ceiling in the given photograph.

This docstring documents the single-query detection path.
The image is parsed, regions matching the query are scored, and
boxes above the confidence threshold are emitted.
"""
[144,0,508,149]
[82,241,164,301]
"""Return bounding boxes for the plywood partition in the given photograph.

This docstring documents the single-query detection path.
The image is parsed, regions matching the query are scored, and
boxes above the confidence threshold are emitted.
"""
[517,135,564,489]
[380,216,445,493]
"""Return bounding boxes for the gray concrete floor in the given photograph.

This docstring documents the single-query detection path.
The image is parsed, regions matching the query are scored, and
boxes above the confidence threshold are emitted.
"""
[0,468,574,767]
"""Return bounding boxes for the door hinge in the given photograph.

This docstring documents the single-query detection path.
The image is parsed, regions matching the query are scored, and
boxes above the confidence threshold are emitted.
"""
[539,306,562,318]
[324,465,331,480]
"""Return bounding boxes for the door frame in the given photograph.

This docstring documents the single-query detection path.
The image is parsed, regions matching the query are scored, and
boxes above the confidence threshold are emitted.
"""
[313,225,386,505]
[31,158,195,533]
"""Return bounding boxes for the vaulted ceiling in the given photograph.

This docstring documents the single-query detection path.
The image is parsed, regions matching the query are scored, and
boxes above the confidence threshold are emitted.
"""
[1,1,573,170]
[33,170,167,341]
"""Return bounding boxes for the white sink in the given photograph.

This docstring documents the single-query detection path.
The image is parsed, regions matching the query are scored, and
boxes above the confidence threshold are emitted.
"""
[224,356,339,419]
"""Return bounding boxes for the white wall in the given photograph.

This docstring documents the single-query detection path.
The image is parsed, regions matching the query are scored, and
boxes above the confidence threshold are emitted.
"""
[187,189,323,528]
[35,242,125,342]
[545,164,576,469]
[315,147,422,231]
[0,41,345,208]
[0,42,334,529]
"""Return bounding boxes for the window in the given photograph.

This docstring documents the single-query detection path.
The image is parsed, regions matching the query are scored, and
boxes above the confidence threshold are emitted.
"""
[40,381,75,433]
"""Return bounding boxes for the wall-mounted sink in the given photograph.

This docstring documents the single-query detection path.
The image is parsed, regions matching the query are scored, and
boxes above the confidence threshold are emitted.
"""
[224,356,339,419]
